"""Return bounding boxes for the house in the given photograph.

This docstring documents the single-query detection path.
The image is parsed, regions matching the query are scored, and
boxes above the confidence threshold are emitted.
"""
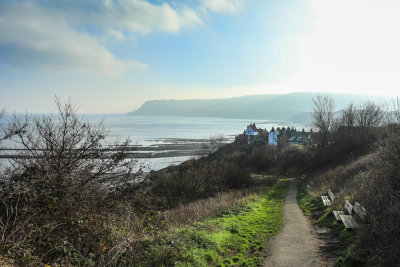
[244,123,268,145]
[288,132,308,144]
[269,131,278,146]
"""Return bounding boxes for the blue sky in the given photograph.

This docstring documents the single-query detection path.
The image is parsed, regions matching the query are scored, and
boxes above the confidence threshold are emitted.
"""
[1,0,399,113]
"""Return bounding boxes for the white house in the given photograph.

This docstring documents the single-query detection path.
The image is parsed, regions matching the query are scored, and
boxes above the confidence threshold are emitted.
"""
[245,124,259,144]
[268,131,278,146]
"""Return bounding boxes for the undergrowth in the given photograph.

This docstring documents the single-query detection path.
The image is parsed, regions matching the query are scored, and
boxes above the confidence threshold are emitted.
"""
[122,179,289,266]
[296,179,359,266]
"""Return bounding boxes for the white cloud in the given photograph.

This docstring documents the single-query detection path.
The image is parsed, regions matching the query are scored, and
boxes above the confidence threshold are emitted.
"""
[101,0,202,34]
[202,0,244,13]
[105,29,126,41]
[0,0,203,75]
[0,2,146,76]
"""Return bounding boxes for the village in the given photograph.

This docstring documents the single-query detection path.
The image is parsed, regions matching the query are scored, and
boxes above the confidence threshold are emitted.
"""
[235,123,313,146]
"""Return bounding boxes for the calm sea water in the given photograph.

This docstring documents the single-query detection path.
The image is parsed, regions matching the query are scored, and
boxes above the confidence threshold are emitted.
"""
[88,115,289,140]
[87,115,302,170]
[1,114,302,171]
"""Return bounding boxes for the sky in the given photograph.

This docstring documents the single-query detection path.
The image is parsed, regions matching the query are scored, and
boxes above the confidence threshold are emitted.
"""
[1,0,400,113]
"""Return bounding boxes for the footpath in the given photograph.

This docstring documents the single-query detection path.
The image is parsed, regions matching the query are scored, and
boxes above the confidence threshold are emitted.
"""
[263,179,329,267]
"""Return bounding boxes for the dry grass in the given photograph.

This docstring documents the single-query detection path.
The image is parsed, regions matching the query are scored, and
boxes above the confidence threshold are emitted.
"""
[307,154,373,200]
[163,186,264,227]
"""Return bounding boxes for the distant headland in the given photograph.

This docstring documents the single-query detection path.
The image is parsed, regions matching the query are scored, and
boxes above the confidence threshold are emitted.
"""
[127,92,394,124]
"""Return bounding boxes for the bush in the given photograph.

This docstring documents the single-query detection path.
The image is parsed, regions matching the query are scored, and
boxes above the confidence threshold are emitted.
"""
[152,158,253,207]
[0,100,139,265]
[360,124,400,265]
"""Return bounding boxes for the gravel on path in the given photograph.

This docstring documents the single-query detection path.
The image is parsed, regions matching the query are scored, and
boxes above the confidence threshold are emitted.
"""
[263,179,329,267]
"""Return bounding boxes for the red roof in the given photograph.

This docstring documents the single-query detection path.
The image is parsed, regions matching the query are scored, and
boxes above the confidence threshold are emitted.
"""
[250,125,258,132]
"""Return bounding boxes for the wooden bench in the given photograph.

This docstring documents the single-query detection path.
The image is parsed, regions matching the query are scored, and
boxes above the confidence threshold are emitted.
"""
[339,201,359,228]
[321,195,331,206]
[328,189,335,202]
[333,201,349,222]
[353,202,367,220]
[333,210,344,221]
[334,200,367,229]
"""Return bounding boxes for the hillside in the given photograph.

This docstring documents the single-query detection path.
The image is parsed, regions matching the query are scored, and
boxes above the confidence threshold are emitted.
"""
[127,92,393,123]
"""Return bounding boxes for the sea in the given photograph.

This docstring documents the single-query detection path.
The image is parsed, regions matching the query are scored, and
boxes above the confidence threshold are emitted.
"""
[1,114,303,171]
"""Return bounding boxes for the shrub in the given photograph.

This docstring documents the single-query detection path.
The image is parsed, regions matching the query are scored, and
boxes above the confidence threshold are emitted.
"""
[360,124,400,265]
[0,100,139,265]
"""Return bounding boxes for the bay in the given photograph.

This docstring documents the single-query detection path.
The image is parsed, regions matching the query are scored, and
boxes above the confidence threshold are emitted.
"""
[1,114,304,171]
[87,115,303,170]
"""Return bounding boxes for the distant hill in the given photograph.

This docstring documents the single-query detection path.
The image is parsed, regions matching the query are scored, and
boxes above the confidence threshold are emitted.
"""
[127,92,394,124]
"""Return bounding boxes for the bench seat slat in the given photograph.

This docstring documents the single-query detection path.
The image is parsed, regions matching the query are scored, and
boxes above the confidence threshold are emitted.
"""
[333,210,344,221]
[321,195,331,206]
[328,189,335,202]
[345,200,353,214]
[339,214,359,228]
[353,202,367,220]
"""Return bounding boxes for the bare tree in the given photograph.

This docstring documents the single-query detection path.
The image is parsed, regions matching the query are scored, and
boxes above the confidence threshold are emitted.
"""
[340,103,357,127]
[395,97,400,123]
[356,101,383,128]
[312,96,335,147]
[6,99,141,197]
[0,109,27,146]
[200,134,226,157]
[383,97,400,124]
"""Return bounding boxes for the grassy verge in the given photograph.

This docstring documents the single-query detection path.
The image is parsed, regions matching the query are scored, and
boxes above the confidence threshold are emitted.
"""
[296,179,359,266]
[123,179,289,266]
[297,180,320,216]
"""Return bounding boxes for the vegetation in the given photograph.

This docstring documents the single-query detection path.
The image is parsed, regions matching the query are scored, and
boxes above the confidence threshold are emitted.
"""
[123,180,289,266]
[0,99,286,266]
[298,96,400,266]
[1,95,400,265]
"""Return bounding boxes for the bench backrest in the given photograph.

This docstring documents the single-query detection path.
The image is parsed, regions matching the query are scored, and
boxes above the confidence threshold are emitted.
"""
[353,202,367,220]
[328,189,334,201]
[345,200,353,214]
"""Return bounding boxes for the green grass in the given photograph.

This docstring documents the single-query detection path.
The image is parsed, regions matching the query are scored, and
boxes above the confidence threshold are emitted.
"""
[127,179,289,267]
[296,180,321,216]
[291,144,305,150]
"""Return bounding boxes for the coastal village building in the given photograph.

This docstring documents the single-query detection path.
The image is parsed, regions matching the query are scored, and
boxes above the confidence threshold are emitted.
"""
[244,123,268,145]
[268,131,278,146]
[238,124,312,146]
[235,123,312,146]
[288,132,312,144]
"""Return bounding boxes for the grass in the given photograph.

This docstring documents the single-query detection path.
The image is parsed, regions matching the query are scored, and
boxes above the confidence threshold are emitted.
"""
[296,180,321,216]
[291,144,305,150]
[126,179,289,266]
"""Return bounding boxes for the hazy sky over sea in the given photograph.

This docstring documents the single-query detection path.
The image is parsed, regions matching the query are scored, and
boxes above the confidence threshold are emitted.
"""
[1,0,399,113]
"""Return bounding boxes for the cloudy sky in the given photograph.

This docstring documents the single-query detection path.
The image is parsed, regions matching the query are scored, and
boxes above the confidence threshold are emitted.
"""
[1,0,399,113]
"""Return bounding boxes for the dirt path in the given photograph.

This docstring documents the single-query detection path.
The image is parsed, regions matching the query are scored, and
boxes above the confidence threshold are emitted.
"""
[263,179,327,267]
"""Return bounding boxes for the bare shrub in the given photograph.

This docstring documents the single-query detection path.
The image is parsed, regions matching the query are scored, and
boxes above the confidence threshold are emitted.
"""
[279,146,312,173]
[247,145,277,172]
[200,134,227,157]
[360,124,400,265]
[0,99,140,265]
